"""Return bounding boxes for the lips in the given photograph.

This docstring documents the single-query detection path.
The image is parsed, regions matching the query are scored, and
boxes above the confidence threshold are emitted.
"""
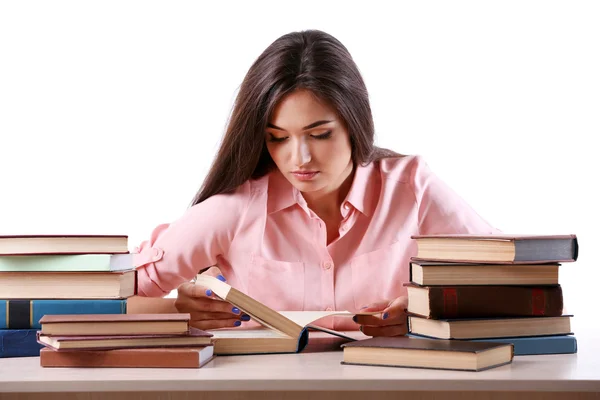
[291,171,320,181]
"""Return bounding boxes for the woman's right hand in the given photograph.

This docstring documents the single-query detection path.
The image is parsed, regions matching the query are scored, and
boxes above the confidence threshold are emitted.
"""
[175,266,249,330]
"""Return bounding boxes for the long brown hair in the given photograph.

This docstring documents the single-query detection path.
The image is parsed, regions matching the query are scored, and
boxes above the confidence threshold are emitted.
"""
[191,30,398,206]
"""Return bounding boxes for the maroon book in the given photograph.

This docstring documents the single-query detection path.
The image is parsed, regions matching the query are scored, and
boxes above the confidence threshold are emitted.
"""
[405,283,563,319]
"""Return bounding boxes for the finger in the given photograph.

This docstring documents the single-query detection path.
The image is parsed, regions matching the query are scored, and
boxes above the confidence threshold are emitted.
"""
[190,318,245,330]
[180,296,243,315]
[352,297,408,326]
[360,323,408,337]
[178,281,216,299]
[355,297,408,326]
[197,266,226,297]
[359,300,390,312]
[354,312,407,327]
[190,311,251,321]
[199,265,226,281]
[383,296,408,320]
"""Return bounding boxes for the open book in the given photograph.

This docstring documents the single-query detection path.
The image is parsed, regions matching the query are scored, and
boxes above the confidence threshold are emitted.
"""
[196,275,377,355]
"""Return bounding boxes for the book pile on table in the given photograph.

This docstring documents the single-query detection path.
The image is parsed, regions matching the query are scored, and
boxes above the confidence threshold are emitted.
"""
[37,313,214,368]
[0,235,134,358]
[406,234,578,356]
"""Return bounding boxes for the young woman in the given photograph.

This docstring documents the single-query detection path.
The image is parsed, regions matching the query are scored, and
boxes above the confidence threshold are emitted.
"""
[132,30,499,337]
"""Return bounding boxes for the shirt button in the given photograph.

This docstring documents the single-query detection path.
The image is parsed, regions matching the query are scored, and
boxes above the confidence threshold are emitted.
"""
[343,203,350,210]
[323,261,332,270]
[325,307,333,312]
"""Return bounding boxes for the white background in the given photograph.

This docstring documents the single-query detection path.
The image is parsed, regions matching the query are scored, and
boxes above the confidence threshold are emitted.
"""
[1,1,598,333]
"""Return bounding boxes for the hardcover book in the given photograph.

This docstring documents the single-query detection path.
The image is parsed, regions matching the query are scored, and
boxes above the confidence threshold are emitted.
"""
[0,235,128,255]
[411,234,578,264]
[341,336,513,372]
[405,283,563,319]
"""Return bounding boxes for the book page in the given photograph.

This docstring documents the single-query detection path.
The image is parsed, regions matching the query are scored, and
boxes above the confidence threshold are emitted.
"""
[209,327,290,339]
[278,310,379,328]
[196,275,380,338]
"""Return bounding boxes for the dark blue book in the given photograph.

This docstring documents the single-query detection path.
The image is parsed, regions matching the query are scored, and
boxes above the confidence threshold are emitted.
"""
[0,299,127,329]
[408,333,577,355]
[0,329,43,358]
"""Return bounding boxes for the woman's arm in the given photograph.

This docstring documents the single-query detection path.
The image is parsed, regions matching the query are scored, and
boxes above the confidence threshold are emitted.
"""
[132,181,252,297]
[126,295,177,314]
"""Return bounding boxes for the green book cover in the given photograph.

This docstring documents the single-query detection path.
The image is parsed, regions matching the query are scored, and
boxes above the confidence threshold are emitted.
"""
[0,254,132,272]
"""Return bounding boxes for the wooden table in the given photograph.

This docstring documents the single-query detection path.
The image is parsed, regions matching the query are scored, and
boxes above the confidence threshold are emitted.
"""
[1,333,599,400]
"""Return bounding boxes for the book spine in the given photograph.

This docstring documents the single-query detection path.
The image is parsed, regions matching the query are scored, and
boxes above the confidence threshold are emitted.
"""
[40,348,205,368]
[0,299,127,329]
[427,285,563,319]
[0,329,43,358]
[470,335,577,355]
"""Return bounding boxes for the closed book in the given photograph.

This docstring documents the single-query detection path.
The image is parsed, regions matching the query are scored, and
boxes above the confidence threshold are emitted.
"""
[407,333,578,356]
[0,270,135,299]
[37,327,212,350]
[411,234,578,264]
[341,336,513,372]
[0,235,128,255]
[39,313,191,336]
[469,334,577,355]
[0,329,43,358]
[40,346,214,368]
[0,299,127,329]
[409,260,560,286]
[0,254,133,272]
[408,315,573,339]
[405,283,563,319]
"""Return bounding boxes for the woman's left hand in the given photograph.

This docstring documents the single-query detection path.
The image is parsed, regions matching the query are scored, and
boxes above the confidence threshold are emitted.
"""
[353,296,409,337]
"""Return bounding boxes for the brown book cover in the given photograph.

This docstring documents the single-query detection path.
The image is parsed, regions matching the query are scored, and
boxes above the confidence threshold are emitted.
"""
[39,346,214,368]
[37,327,212,351]
[409,260,560,286]
[39,313,191,336]
[408,315,573,340]
[341,336,513,372]
[411,234,578,264]
[39,313,190,324]
[405,283,563,319]
[342,335,511,353]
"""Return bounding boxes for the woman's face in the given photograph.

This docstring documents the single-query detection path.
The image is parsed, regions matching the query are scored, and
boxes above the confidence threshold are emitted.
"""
[265,89,353,195]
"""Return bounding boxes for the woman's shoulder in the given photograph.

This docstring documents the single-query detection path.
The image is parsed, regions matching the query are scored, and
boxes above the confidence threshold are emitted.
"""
[373,154,431,183]
[189,175,268,213]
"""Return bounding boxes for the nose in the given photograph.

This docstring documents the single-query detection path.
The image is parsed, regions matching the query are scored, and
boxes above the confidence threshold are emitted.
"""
[291,137,312,167]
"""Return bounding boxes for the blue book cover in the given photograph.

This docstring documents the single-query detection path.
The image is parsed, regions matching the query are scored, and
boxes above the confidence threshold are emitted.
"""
[408,333,577,355]
[0,329,43,358]
[0,299,127,329]
[469,335,577,355]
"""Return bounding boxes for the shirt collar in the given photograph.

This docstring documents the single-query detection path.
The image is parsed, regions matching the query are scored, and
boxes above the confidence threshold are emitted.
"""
[343,162,378,217]
[267,162,379,217]
[267,170,298,215]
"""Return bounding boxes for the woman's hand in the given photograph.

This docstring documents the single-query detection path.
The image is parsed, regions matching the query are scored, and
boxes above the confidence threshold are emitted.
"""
[174,266,250,330]
[353,296,408,337]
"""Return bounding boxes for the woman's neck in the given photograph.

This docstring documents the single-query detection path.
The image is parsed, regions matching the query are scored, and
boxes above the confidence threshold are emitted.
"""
[302,162,355,221]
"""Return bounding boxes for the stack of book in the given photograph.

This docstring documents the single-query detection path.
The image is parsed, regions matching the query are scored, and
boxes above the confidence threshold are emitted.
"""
[405,234,579,356]
[36,313,214,368]
[0,234,135,358]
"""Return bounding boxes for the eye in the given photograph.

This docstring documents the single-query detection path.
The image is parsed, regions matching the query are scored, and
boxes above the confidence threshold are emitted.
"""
[311,130,332,140]
[267,133,288,143]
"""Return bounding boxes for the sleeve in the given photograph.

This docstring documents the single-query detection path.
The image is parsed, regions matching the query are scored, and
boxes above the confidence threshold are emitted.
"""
[132,181,252,297]
[409,156,502,235]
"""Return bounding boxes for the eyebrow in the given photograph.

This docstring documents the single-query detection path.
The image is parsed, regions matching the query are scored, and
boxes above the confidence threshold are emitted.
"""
[267,120,333,131]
